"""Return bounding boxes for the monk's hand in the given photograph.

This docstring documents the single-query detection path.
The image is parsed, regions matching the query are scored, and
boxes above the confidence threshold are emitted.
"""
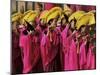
[73,30,77,34]
[47,27,50,36]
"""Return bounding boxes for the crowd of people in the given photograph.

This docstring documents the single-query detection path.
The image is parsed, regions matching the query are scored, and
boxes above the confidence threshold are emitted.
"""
[11,3,96,74]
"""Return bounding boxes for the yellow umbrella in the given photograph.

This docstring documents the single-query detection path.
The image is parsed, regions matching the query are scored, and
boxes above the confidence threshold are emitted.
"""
[39,10,49,19]
[47,7,62,16]
[47,10,61,23]
[68,11,85,22]
[39,10,49,23]
[76,12,95,30]
[11,12,23,22]
[46,7,62,23]
[27,13,38,22]
[21,10,38,24]
[23,10,34,16]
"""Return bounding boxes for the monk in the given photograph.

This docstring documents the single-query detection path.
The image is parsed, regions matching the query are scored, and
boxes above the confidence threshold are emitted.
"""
[40,18,61,72]
[57,14,70,70]
[86,42,96,69]
[30,19,47,73]
[78,25,88,70]
[64,19,78,71]
[18,24,34,73]
[12,21,23,74]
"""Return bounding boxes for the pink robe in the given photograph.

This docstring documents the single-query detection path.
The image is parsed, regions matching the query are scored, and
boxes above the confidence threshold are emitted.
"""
[86,45,96,69]
[55,26,66,70]
[34,24,48,72]
[79,42,87,70]
[40,28,60,72]
[20,34,34,73]
[68,39,78,70]
[40,34,49,71]
[19,27,34,73]
[31,33,43,73]
[12,31,23,73]
[64,36,78,70]
[60,26,69,70]
[60,26,78,70]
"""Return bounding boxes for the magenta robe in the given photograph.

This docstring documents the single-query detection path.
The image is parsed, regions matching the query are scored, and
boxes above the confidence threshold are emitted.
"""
[60,26,69,70]
[55,26,66,70]
[19,26,34,73]
[34,24,48,72]
[86,45,96,69]
[65,36,78,70]
[12,31,23,73]
[79,41,87,70]
[31,33,43,73]
[68,39,78,70]
[40,34,49,71]
[59,25,78,70]
[20,34,34,73]
[40,28,60,72]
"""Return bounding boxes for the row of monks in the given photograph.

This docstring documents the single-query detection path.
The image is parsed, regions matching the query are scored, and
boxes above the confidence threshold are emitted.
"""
[12,3,96,74]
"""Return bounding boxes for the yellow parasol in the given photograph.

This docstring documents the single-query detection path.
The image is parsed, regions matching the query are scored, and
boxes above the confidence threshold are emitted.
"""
[39,10,49,23]
[47,11,61,23]
[23,10,34,16]
[21,10,38,24]
[68,11,85,22]
[76,12,95,29]
[11,12,23,22]
[46,7,62,23]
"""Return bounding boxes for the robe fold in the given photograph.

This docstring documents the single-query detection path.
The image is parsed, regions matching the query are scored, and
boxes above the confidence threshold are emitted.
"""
[62,28,78,71]
[12,31,23,74]
[19,26,34,73]
[86,45,96,69]
[79,42,87,70]
[31,33,43,73]
[20,34,34,73]
[68,39,78,70]
[40,28,61,72]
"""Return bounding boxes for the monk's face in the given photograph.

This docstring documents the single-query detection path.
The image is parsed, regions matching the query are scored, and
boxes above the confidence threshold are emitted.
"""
[12,21,17,31]
[81,26,86,33]
[62,18,66,25]
[51,18,57,26]
[57,19,61,26]
[40,19,45,25]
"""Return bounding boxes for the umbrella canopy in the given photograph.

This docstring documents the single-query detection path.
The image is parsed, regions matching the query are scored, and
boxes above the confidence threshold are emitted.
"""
[23,10,34,17]
[46,7,62,23]
[76,12,95,30]
[21,10,38,24]
[68,11,85,22]
[47,11,61,23]
[39,10,49,23]
[11,12,23,22]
